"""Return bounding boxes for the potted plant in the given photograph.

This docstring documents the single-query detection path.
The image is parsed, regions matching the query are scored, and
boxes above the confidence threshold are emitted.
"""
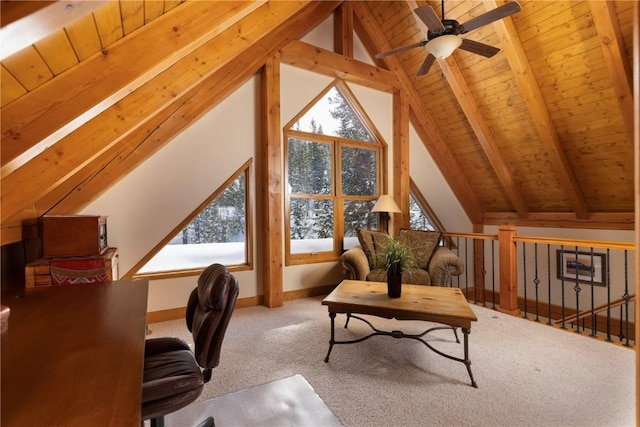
[377,236,417,298]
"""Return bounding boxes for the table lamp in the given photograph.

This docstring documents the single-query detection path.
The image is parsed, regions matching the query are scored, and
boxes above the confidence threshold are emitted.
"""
[371,195,401,233]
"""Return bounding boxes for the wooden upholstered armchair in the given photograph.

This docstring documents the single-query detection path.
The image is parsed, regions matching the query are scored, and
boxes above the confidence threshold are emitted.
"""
[340,229,464,287]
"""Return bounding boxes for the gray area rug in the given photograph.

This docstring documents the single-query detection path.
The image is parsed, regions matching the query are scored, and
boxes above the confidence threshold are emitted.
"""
[164,374,341,427]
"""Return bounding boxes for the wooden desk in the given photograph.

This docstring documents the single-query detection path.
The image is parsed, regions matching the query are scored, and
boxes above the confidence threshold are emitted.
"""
[1,279,149,426]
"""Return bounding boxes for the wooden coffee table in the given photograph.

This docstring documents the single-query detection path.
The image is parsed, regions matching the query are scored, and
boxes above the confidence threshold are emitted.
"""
[322,280,479,387]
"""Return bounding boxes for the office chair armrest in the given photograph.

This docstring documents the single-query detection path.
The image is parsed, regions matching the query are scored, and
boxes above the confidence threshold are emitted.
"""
[145,337,191,357]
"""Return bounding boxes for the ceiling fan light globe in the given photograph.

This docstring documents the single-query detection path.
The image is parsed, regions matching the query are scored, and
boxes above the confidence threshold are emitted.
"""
[426,35,462,59]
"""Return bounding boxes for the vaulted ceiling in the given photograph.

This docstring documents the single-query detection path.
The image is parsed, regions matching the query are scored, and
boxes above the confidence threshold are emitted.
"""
[0,0,636,246]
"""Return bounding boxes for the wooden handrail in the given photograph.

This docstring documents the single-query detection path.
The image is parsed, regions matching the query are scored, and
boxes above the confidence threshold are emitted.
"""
[515,236,634,251]
[445,231,635,251]
[444,232,497,241]
[553,294,636,325]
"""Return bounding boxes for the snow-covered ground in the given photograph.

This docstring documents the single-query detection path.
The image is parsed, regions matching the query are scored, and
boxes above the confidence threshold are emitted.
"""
[138,237,361,273]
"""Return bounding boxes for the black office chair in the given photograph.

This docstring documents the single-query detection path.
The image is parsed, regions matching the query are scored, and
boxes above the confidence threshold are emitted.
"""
[141,263,239,427]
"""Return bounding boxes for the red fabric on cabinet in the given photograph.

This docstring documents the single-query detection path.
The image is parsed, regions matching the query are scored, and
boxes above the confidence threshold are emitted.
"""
[50,257,107,285]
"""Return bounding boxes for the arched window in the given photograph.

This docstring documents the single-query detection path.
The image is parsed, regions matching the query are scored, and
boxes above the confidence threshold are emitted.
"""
[284,80,386,264]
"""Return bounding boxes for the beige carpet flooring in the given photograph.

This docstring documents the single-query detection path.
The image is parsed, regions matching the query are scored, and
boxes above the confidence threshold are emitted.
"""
[148,295,636,427]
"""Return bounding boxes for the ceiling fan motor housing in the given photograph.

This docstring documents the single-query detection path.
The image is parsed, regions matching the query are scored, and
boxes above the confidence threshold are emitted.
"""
[427,19,462,40]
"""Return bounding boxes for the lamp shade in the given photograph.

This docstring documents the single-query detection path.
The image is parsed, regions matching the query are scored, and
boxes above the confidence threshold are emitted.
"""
[425,34,462,59]
[371,195,401,213]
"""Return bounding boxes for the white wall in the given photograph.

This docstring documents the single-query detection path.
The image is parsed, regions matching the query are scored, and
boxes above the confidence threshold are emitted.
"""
[409,123,471,232]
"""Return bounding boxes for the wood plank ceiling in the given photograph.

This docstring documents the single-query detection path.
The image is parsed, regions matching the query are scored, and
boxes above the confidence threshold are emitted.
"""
[0,0,636,246]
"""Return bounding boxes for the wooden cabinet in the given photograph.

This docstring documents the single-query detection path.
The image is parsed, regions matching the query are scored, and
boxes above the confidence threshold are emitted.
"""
[41,215,108,258]
[25,248,119,288]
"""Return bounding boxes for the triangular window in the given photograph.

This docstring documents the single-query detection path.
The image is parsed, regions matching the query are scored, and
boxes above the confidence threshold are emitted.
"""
[410,179,455,248]
[134,160,252,276]
[410,193,436,231]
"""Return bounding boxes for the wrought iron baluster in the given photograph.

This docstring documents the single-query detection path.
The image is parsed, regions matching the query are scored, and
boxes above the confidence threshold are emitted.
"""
[480,239,486,306]
[464,238,469,297]
[533,243,540,322]
[455,236,461,289]
[622,250,630,346]
[547,244,552,325]
[522,242,528,318]
[573,246,581,333]
[472,237,477,304]
[606,248,611,341]
[589,248,596,337]
[491,240,496,310]
[560,245,566,329]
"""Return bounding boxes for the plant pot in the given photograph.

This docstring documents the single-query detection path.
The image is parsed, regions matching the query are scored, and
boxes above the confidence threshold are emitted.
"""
[387,272,402,298]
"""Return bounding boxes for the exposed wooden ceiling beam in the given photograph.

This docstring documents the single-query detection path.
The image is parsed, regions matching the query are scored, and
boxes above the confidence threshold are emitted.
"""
[279,40,400,93]
[408,0,529,217]
[438,56,530,217]
[334,2,353,58]
[0,1,342,243]
[1,1,264,170]
[351,1,483,223]
[483,212,633,231]
[1,1,329,226]
[485,0,590,220]
[589,0,634,144]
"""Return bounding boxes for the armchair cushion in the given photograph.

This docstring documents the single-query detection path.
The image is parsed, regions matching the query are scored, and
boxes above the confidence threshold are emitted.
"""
[398,228,442,269]
[356,228,389,269]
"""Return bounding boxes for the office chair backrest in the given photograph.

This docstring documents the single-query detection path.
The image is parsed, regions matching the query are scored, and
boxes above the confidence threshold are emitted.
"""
[185,263,239,377]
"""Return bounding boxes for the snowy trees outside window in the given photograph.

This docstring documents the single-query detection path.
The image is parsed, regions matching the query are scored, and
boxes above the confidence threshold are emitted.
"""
[138,165,250,274]
[285,81,384,262]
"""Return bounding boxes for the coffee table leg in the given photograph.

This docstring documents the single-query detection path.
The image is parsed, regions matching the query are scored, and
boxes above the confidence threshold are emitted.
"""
[324,312,336,362]
[463,328,478,388]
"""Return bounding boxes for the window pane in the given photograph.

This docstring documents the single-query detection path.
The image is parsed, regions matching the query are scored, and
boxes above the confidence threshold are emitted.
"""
[139,175,246,272]
[293,87,374,142]
[343,200,378,237]
[342,146,377,196]
[290,198,334,253]
[288,138,332,195]
[343,199,378,249]
[409,193,435,231]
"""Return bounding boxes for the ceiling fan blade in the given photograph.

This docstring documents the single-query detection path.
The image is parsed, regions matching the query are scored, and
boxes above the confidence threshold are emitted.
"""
[414,6,445,33]
[375,40,427,59]
[416,54,436,76]
[458,39,500,58]
[460,1,521,33]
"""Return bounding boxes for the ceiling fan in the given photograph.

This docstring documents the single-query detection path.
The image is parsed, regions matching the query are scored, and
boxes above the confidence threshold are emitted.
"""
[375,1,522,76]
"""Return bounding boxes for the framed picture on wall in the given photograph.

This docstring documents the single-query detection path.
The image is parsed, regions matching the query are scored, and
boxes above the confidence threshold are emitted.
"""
[556,250,606,286]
